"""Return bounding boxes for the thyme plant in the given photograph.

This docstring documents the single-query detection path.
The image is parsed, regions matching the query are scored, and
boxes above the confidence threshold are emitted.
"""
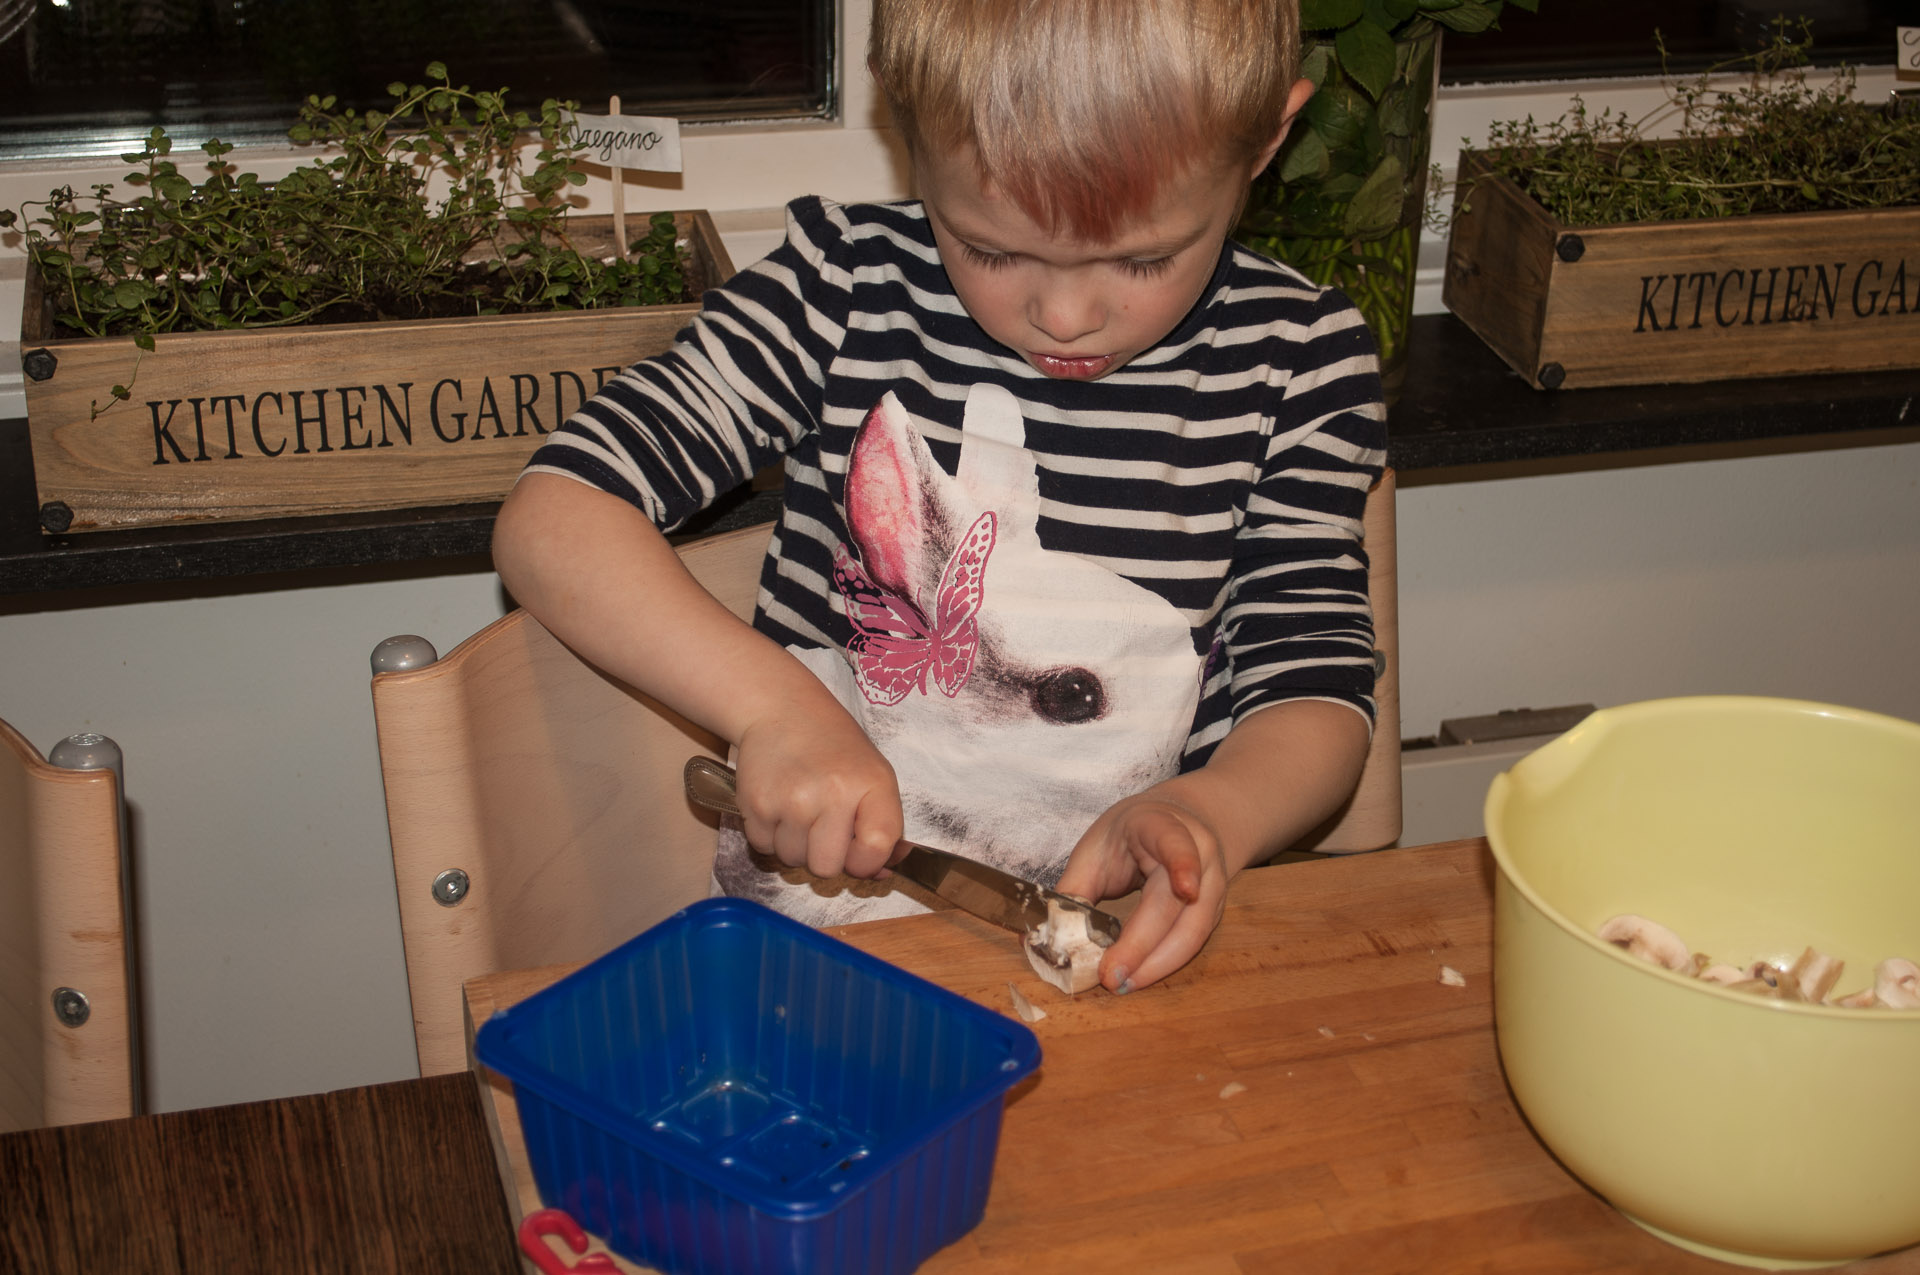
[2,63,689,355]
[1465,22,1919,225]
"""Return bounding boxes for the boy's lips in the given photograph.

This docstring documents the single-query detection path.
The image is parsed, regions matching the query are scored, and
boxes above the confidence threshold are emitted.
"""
[1030,352,1116,380]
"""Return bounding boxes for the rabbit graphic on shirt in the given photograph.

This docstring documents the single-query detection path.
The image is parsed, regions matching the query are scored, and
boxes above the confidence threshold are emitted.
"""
[713,382,1203,926]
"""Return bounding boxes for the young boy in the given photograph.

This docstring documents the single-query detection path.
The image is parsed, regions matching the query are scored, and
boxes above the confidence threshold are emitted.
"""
[492,0,1386,995]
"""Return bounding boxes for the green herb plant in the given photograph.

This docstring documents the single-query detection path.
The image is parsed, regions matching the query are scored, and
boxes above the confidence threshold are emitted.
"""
[1235,0,1538,387]
[1459,21,1920,225]
[2,64,687,413]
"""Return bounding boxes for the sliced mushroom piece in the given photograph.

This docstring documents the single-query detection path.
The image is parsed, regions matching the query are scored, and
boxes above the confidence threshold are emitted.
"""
[1597,914,1696,973]
[1006,982,1048,1023]
[1698,963,1749,984]
[1874,958,1920,1009]
[1787,947,1846,1003]
[1832,986,1880,1009]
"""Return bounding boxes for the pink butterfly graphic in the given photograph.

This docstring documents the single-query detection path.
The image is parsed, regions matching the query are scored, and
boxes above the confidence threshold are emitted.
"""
[832,510,997,706]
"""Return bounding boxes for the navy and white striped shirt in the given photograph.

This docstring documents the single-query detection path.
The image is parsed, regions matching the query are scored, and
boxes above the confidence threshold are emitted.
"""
[525,196,1387,771]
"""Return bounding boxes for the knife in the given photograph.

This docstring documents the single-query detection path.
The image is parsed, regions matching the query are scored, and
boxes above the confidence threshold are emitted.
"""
[682,756,1124,945]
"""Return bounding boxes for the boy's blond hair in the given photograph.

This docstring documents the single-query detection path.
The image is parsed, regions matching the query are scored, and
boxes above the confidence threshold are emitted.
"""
[870,0,1300,242]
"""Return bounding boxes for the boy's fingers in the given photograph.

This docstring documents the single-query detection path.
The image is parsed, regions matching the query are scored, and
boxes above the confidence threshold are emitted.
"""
[1122,901,1219,991]
[807,805,858,879]
[1097,883,1180,989]
[846,785,904,878]
[1052,853,1105,903]
[1130,806,1205,904]
[1096,856,1226,992]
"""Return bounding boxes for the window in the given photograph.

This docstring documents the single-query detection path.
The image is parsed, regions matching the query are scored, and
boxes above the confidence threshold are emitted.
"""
[0,0,833,159]
[1442,0,1904,83]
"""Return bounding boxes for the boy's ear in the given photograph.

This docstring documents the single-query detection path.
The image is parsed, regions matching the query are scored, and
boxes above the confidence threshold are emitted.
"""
[1251,78,1318,176]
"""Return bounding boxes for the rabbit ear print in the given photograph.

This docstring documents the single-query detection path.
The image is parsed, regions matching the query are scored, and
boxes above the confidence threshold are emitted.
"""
[956,383,1041,534]
[844,392,940,598]
[838,391,998,706]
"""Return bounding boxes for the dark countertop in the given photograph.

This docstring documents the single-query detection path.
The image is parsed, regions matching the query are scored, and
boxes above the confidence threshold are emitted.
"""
[5,313,1916,598]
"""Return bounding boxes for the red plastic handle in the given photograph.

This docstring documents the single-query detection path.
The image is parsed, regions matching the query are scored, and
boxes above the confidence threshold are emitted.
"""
[517,1208,622,1275]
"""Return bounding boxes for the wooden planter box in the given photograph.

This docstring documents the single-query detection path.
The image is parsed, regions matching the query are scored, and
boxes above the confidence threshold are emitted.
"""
[1442,152,1920,390]
[19,211,735,532]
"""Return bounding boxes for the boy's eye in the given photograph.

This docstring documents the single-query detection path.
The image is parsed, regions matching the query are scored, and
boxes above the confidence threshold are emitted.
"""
[960,242,1014,270]
[1120,255,1174,278]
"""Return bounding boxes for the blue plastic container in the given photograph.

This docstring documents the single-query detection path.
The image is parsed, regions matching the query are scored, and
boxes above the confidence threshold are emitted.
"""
[474,897,1041,1275]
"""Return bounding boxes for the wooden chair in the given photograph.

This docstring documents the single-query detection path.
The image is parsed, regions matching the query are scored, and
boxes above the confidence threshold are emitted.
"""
[370,523,770,1077]
[0,720,139,1132]
[1297,466,1402,854]
[372,473,1399,1077]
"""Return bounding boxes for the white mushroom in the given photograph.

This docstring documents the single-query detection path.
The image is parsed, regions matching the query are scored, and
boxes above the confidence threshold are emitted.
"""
[1597,914,1697,973]
[1874,958,1920,1009]
[1787,947,1846,1003]
[1023,898,1111,995]
[1697,963,1749,984]
[1005,982,1048,1023]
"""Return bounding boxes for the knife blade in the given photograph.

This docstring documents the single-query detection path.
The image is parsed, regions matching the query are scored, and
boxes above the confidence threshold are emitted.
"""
[682,756,1123,944]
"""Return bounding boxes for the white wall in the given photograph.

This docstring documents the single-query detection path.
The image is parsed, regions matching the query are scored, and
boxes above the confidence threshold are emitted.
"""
[2,20,1915,1111]
[2,566,510,1107]
[1397,439,1920,737]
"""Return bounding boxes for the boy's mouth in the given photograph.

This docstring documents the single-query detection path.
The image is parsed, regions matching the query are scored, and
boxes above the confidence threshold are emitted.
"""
[1030,352,1116,380]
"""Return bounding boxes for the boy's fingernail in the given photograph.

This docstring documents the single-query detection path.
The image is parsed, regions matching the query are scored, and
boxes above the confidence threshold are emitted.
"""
[1109,966,1131,995]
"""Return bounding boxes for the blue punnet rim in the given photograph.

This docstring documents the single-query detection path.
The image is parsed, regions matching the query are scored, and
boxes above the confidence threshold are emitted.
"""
[474,896,1043,1221]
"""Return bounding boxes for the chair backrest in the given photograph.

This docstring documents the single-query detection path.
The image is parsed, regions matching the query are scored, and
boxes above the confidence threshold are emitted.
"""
[0,720,137,1132]
[371,522,772,1076]
[375,473,1399,1075]
[1295,466,1402,852]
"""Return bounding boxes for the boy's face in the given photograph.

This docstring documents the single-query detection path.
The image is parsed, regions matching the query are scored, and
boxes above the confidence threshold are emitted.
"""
[916,114,1297,381]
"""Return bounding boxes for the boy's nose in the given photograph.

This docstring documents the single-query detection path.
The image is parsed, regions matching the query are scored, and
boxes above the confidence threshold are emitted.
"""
[1029,284,1104,345]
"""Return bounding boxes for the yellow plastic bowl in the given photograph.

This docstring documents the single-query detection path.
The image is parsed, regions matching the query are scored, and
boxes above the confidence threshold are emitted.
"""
[1484,696,1920,1270]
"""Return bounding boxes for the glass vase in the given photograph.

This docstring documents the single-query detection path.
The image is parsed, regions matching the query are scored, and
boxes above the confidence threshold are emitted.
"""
[1236,23,1442,402]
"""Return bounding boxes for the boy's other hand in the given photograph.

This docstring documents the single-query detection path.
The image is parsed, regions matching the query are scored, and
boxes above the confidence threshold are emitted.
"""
[1054,795,1229,994]
[734,711,903,881]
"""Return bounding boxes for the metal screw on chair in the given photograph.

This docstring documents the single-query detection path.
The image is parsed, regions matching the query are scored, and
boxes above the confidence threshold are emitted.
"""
[50,732,122,773]
[1372,649,1387,678]
[52,987,91,1027]
[371,635,439,674]
[432,868,471,907]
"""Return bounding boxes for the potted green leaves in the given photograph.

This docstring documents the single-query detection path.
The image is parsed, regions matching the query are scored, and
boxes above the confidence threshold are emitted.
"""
[4,65,733,532]
[1235,0,1537,397]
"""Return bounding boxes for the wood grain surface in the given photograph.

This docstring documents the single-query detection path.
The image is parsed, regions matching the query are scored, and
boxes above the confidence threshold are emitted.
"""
[0,1070,518,1275]
[0,715,135,1132]
[467,839,1920,1275]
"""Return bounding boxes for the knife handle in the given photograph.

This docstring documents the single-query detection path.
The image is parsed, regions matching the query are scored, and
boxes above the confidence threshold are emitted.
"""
[684,756,744,817]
